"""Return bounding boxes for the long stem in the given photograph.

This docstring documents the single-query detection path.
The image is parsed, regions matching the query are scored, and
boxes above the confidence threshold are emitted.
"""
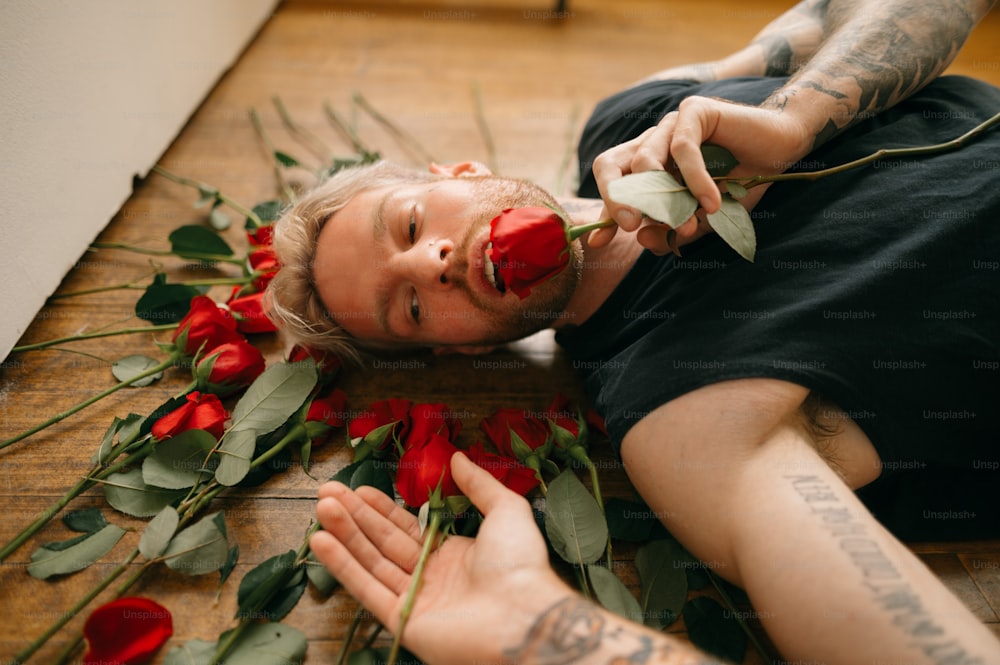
[353,92,436,164]
[89,241,245,267]
[568,218,615,241]
[725,109,1000,188]
[335,607,367,665]
[151,164,264,227]
[12,324,179,353]
[14,550,142,663]
[0,439,152,562]
[323,100,370,155]
[0,355,179,450]
[387,507,441,665]
[249,107,298,203]
[273,95,332,163]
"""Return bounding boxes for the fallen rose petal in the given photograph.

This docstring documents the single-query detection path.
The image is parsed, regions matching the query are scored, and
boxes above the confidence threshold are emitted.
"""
[83,596,173,665]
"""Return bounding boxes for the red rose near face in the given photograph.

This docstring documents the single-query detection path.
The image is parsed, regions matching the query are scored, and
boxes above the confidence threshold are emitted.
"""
[171,295,242,357]
[151,391,228,440]
[407,402,462,444]
[227,289,278,334]
[488,207,570,299]
[396,433,461,508]
[82,596,172,665]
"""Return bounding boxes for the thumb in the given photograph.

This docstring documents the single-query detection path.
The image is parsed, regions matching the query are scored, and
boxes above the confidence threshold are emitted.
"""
[451,452,518,516]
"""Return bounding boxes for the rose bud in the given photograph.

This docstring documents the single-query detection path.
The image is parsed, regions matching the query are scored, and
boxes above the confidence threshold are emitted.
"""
[151,391,228,440]
[395,433,462,508]
[348,398,413,456]
[407,402,462,445]
[82,597,172,665]
[194,339,266,395]
[171,295,242,357]
[487,207,570,299]
[479,407,551,460]
[227,289,278,334]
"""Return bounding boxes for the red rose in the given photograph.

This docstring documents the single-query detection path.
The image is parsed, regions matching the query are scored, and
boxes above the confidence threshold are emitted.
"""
[83,596,172,665]
[194,339,266,394]
[545,393,583,437]
[249,246,279,291]
[151,391,227,440]
[348,398,413,452]
[466,442,540,497]
[171,295,242,357]
[479,407,550,459]
[247,224,274,247]
[396,433,461,508]
[306,388,349,429]
[227,289,278,334]
[488,207,570,299]
[408,402,462,444]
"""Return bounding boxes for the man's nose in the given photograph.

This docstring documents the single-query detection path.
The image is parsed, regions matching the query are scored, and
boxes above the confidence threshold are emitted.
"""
[412,237,456,289]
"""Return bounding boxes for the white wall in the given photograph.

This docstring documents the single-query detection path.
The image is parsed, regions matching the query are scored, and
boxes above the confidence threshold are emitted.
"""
[0,0,278,359]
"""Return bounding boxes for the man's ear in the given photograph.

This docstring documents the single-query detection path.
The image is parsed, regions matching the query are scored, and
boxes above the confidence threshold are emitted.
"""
[428,161,492,177]
[432,344,498,357]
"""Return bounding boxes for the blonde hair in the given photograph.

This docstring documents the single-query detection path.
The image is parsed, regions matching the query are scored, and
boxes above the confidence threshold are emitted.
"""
[265,160,440,361]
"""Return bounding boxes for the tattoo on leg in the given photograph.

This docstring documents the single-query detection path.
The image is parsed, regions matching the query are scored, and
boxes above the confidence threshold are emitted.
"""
[785,475,986,665]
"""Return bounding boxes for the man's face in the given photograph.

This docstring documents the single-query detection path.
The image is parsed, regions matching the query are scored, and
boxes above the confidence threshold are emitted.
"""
[312,173,579,349]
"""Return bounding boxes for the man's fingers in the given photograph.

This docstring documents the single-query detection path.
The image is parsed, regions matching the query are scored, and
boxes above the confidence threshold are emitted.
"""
[586,223,617,249]
[670,97,722,213]
[451,452,524,518]
[310,509,403,630]
[316,484,422,586]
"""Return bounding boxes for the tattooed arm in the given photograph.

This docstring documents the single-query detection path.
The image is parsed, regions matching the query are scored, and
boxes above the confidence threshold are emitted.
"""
[310,453,722,665]
[591,0,996,254]
[621,379,1000,665]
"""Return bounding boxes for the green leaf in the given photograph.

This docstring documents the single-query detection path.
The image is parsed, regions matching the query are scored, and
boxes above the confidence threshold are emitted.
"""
[236,550,307,621]
[705,194,756,262]
[588,564,644,623]
[682,596,747,663]
[220,545,240,587]
[63,508,108,533]
[139,506,180,560]
[607,171,699,229]
[215,429,257,486]
[168,225,235,262]
[635,538,689,629]
[208,206,231,231]
[111,354,164,387]
[249,200,283,227]
[274,150,301,168]
[103,468,187,517]
[544,470,608,566]
[304,551,339,596]
[162,511,230,575]
[701,143,739,177]
[350,459,396,497]
[724,181,749,199]
[143,429,218,490]
[218,622,307,665]
[28,524,126,579]
[135,273,204,323]
[229,362,318,436]
[195,184,220,208]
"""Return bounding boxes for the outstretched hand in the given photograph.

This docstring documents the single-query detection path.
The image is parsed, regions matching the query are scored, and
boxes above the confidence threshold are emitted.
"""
[589,95,814,254]
[310,453,570,665]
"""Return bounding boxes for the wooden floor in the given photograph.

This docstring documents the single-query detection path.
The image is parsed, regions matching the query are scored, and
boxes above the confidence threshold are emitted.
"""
[2,1,1000,663]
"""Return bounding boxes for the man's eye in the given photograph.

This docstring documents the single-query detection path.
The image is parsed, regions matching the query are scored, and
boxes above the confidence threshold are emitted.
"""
[409,291,421,324]
[408,211,416,243]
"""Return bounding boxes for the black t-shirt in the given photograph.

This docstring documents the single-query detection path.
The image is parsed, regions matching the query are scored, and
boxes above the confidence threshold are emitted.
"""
[559,76,1000,540]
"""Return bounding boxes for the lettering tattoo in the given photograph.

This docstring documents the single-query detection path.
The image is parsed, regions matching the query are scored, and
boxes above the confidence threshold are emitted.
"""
[503,598,723,665]
[785,475,986,665]
[761,0,981,148]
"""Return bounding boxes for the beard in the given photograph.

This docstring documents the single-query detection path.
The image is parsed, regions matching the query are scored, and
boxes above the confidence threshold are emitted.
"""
[443,174,582,346]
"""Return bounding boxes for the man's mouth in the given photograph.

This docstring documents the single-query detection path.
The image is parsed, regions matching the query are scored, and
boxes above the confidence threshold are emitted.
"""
[483,242,507,294]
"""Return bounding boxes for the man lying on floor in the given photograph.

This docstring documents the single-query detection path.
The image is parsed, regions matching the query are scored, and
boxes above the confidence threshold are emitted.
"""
[267,0,1000,663]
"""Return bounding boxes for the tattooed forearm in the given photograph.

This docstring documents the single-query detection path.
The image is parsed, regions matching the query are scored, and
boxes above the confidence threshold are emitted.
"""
[762,0,990,148]
[503,598,724,665]
[786,475,987,665]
